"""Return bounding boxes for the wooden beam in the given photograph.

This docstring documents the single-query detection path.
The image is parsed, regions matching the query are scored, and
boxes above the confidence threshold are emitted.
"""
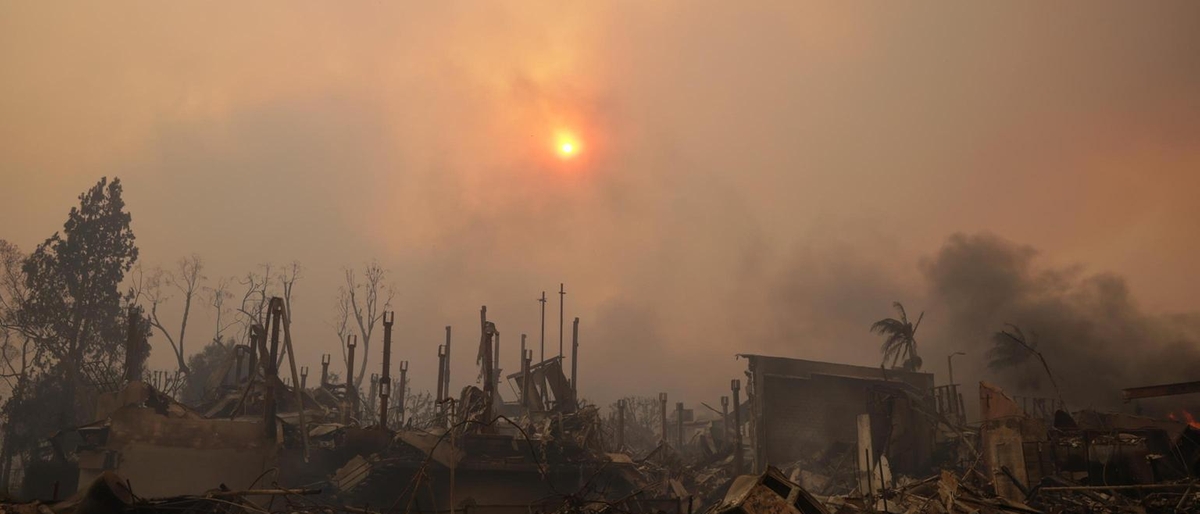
[1122,380,1200,401]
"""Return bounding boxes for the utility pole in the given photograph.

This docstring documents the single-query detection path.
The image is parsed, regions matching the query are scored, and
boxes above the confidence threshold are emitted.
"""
[731,379,743,475]
[558,283,565,359]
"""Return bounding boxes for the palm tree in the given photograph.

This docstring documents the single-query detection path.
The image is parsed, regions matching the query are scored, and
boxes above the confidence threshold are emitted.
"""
[871,302,924,371]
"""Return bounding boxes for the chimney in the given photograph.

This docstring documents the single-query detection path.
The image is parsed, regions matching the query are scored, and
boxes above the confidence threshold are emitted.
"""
[380,311,394,427]
[345,335,357,423]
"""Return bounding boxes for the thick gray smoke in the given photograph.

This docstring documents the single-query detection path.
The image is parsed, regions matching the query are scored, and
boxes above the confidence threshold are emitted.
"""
[921,233,1200,410]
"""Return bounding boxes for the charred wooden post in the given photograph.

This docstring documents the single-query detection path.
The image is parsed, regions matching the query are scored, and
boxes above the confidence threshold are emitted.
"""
[247,331,259,381]
[300,366,308,390]
[732,379,743,475]
[659,392,669,445]
[234,346,246,384]
[368,373,379,424]
[320,354,330,388]
[493,331,501,392]
[538,292,548,405]
[398,360,408,424]
[443,326,452,403]
[617,399,626,450]
[520,334,527,407]
[720,396,730,446]
[523,349,533,410]
[260,318,277,441]
[345,335,357,423]
[124,306,145,383]
[571,317,579,400]
[269,302,282,366]
[380,311,394,427]
[479,305,497,427]
[436,345,446,404]
[677,401,685,448]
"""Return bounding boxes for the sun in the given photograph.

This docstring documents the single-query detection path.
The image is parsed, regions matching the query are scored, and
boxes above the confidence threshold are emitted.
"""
[555,132,580,159]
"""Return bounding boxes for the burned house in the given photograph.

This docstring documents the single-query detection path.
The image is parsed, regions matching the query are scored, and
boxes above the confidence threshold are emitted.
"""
[71,381,278,498]
[738,355,937,477]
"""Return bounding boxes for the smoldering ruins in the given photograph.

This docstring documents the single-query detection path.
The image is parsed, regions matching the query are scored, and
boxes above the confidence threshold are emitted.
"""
[4,2,1200,514]
[5,188,1200,514]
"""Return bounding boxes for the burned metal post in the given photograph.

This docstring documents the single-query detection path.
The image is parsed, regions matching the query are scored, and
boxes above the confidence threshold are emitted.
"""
[731,379,743,475]
[523,349,533,410]
[368,373,379,425]
[660,392,669,445]
[346,335,357,423]
[234,345,245,384]
[720,396,730,445]
[520,334,527,407]
[558,283,565,358]
[479,305,497,426]
[300,366,308,390]
[261,317,278,440]
[538,292,547,364]
[677,402,685,448]
[380,311,394,427]
[436,345,446,404]
[398,360,408,424]
[443,326,452,405]
[320,354,330,388]
[617,399,626,450]
[571,317,579,400]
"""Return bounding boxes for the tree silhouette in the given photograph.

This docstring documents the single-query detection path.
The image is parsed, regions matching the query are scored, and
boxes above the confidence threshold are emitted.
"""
[871,302,924,371]
[18,177,139,425]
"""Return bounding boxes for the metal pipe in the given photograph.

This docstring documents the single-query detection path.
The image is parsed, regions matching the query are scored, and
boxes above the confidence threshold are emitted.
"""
[948,351,966,386]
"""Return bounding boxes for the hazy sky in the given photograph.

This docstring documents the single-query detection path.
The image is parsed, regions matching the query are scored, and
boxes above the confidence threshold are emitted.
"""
[2,2,1198,407]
